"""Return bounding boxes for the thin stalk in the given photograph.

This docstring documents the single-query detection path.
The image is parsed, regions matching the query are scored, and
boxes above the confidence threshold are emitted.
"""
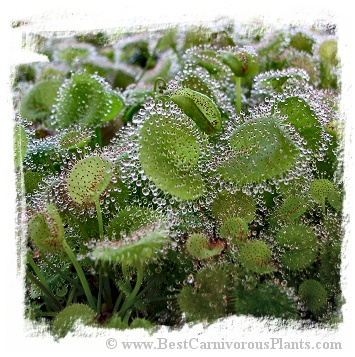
[95,200,104,238]
[95,127,102,147]
[123,309,132,325]
[97,273,103,313]
[66,285,76,306]
[103,275,113,310]
[235,76,242,114]
[27,253,51,291]
[26,270,63,312]
[113,290,124,314]
[40,254,77,285]
[62,240,96,310]
[118,263,144,318]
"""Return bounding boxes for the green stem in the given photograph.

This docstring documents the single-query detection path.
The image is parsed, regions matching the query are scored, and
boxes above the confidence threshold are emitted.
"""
[123,309,132,325]
[95,127,102,147]
[113,290,124,314]
[62,240,96,310]
[97,272,103,313]
[235,76,242,114]
[66,286,76,306]
[95,200,104,238]
[118,263,144,317]
[27,253,51,291]
[26,270,63,312]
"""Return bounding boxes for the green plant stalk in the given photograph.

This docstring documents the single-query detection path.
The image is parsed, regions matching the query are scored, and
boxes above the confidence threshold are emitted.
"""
[26,270,63,311]
[95,127,102,147]
[66,285,76,306]
[118,263,144,318]
[95,199,104,238]
[113,290,124,314]
[62,240,96,310]
[235,76,242,113]
[27,253,51,291]
[97,272,103,313]
[40,254,77,285]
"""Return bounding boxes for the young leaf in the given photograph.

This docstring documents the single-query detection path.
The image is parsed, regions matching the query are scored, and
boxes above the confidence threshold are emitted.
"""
[186,233,224,259]
[171,88,222,135]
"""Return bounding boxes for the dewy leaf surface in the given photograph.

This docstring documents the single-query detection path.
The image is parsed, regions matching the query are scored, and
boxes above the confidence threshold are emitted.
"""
[219,117,299,184]
[68,156,113,204]
[138,113,205,200]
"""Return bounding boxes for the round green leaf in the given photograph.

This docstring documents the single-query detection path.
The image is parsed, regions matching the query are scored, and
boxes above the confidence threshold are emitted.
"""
[67,156,113,204]
[239,241,274,274]
[219,117,299,185]
[186,233,224,259]
[138,113,204,200]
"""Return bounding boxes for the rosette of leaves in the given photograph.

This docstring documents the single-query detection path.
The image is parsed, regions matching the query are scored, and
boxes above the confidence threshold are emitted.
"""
[218,117,300,185]
[234,281,298,319]
[177,265,232,322]
[51,72,124,128]
[19,79,63,122]
[275,223,318,271]
[138,108,205,201]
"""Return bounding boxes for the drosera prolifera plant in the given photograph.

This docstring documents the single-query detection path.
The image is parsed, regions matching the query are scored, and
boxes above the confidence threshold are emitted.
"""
[13,19,345,339]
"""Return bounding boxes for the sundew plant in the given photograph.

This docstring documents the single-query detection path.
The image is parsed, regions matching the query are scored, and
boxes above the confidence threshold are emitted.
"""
[12,19,344,339]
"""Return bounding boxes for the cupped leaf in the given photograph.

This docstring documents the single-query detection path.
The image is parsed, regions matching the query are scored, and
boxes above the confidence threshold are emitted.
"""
[212,190,256,224]
[20,79,62,122]
[107,206,162,240]
[29,204,65,253]
[310,179,341,212]
[276,96,322,152]
[67,156,113,204]
[298,279,327,314]
[219,50,259,78]
[186,233,224,259]
[219,117,299,185]
[272,194,309,223]
[171,88,222,135]
[219,217,248,247]
[239,241,274,274]
[52,72,124,128]
[59,131,92,150]
[138,113,205,200]
[90,222,169,267]
[275,224,318,271]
